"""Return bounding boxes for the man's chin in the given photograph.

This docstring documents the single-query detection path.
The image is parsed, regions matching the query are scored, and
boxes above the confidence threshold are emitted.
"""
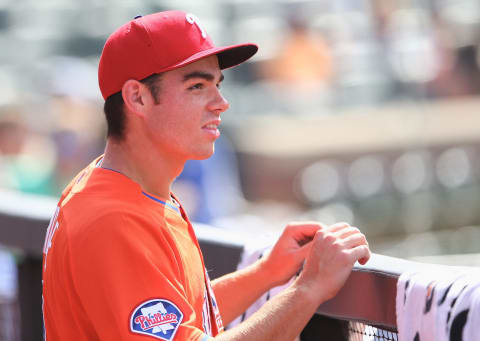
[191,148,215,161]
[193,154,213,161]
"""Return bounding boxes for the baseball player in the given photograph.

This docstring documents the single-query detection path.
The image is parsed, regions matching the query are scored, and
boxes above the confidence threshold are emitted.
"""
[42,10,370,341]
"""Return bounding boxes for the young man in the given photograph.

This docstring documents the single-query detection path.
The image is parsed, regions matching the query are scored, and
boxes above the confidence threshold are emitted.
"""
[42,10,370,341]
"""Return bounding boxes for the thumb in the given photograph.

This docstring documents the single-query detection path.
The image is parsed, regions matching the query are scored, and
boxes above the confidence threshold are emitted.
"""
[295,238,318,276]
[298,238,315,259]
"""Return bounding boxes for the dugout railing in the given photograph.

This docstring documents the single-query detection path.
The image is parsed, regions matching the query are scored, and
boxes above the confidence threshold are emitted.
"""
[0,189,476,340]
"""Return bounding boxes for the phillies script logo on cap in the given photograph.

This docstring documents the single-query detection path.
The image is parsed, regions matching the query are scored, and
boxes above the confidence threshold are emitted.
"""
[130,299,183,340]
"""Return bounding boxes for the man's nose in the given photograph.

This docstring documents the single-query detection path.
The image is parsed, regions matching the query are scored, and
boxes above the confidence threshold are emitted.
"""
[210,88,230,114]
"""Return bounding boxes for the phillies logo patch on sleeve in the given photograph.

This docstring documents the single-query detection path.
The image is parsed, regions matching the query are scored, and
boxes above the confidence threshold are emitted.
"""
[130,299,183,340]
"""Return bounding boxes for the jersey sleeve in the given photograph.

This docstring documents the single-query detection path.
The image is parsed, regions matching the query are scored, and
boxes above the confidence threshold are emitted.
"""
[68,211,209,341]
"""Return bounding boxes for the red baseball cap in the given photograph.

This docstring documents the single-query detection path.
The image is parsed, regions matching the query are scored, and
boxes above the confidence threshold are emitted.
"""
[98,10,258,100]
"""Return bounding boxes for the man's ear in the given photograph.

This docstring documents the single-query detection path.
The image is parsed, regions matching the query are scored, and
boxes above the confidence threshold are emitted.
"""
[121,80,150,116]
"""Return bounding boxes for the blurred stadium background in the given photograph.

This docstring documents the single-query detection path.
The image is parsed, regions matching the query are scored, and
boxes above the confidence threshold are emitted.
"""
[0,0,480,339]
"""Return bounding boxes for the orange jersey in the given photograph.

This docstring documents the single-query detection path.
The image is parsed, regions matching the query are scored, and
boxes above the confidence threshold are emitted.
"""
[42,157,223,340]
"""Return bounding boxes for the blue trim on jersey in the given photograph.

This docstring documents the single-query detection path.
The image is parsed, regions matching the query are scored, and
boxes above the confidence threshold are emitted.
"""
[141,191,180,213]
[96,158,180,214]
[95,159,123,175]
[100,166,124,175]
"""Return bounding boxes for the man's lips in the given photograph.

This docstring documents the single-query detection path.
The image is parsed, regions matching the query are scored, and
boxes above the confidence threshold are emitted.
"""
[203,123,219,130]
[202,119,221,130]
[202,119,221,138]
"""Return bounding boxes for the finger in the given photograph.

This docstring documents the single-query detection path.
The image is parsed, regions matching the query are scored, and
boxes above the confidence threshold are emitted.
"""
[347,245,371,265]
[294,228,326,259]
[287,222,326,233]
[359,256,369,265]
[298,229,323,258]
[340,233,368,250]
[327,222,351,233]
[298,238,316,256]
[286,222,325,245]
[333,226,362,240]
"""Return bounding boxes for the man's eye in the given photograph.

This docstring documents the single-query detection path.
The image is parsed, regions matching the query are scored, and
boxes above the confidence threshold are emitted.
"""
[189,83,204,90]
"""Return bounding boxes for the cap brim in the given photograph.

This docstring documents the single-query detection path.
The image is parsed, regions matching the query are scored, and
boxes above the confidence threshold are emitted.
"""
[216,44,259,69]
[160,43,258,73]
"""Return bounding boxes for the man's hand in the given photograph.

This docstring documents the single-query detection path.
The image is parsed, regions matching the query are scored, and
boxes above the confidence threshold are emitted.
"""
[260,222,325,287]
[214,222,370,341]
[296,222,371,304]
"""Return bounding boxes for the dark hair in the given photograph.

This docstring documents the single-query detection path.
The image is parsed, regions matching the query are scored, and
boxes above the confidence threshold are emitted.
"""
[103,73,162,140]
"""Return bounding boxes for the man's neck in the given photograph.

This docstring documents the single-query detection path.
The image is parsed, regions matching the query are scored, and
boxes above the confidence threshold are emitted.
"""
[101,138,184,200]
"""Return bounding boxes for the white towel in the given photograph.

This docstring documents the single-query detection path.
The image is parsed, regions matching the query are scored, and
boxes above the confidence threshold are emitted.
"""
[227,243,296,329]
[396,268,480,341]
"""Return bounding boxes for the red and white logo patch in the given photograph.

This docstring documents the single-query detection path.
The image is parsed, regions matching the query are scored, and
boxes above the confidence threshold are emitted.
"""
[130,299,183,340]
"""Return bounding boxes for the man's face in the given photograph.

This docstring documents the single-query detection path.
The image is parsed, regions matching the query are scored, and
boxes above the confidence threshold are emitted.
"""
[143,55,229,162]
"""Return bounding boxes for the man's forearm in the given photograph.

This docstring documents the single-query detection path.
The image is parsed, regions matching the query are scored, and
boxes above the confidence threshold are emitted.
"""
[214,280,322,341]
[212,258,274,325]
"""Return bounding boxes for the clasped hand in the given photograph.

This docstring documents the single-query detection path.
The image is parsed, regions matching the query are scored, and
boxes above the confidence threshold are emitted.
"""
[261,221,370,303]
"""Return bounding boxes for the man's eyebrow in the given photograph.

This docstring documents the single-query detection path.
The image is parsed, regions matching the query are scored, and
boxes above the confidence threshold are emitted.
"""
[182,71,224,83]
